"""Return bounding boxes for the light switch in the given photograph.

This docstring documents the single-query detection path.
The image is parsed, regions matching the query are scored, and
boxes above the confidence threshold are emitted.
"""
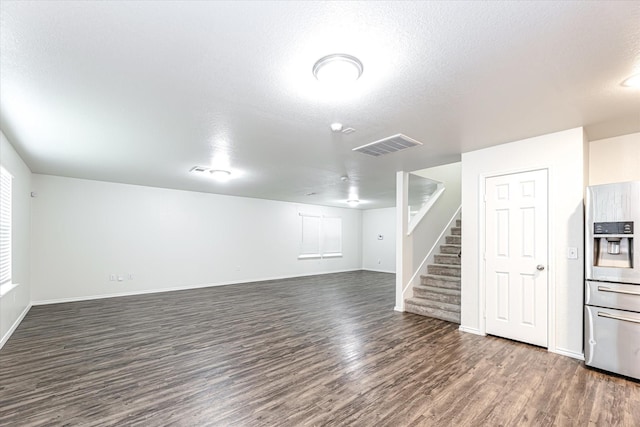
[567,247,578,259]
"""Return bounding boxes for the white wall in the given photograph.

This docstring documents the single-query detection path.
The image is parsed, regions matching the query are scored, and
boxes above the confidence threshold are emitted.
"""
[461,127,586,359]
[31,175,362,303]
[589,132,640,185]
[0,131,32,348]
[362,207,396,273]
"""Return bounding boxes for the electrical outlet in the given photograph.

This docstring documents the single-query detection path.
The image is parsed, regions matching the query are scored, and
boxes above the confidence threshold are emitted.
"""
[109,274,116,281]
[127,273,134,280]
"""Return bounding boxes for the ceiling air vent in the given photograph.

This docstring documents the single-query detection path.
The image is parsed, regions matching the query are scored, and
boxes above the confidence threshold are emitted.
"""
[352,133,423,157]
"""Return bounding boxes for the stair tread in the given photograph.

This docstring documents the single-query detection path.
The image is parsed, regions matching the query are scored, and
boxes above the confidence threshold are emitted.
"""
[405,300,462,323]
[434,255,461,265]
[406,297,461,312]
[413,284,461,295]
[427,264,460,275]
[430,263,461,268]
[420,274,461,282]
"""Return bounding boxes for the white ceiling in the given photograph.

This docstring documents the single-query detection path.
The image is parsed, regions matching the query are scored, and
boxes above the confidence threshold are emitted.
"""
[1,1,639,209]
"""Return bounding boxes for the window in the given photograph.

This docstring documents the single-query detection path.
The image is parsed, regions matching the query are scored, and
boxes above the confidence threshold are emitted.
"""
[300,214,321,258]
[0,166,12,287]
[321,216,342,258]
[298,213,342,259]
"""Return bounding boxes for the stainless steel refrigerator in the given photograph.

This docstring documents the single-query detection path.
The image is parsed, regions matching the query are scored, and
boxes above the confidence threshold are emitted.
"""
[585,180,640,380]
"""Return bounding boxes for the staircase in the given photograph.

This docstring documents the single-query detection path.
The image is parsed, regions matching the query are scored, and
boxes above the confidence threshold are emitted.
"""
[405,219,461,323]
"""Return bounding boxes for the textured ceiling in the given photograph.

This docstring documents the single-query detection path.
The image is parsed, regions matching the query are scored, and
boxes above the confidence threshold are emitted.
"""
[1,1,639,209]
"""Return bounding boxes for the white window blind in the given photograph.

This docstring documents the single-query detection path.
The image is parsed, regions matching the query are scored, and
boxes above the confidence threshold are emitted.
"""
[299,213,342,259]
[300,214,321,258]
[0,167,12,286]
[322,216,342,257]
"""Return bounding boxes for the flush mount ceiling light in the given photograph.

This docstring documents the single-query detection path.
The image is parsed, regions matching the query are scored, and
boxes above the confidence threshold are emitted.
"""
[330,122,343,132]
[313,54,363,84]
[621,73,640,88]
[347,199,360,207]
[210,169,232,182]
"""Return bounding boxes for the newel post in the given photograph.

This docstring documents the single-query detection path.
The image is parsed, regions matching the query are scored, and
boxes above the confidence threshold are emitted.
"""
[395,171,411,311]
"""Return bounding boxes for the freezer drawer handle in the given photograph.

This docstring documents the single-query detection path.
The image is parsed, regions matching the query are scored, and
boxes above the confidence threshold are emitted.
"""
[598,311,640,324]
[597,286,640,296]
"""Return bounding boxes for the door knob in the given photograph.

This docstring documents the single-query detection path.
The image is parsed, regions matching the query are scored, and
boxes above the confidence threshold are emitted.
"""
[536,265,545,271]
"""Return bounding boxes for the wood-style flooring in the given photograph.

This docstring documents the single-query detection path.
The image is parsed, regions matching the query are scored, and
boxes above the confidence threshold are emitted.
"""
[1,271,638,426]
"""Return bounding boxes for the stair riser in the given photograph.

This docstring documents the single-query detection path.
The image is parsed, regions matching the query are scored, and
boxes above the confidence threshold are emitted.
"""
[405,303,461,324]
[427,265,461,277]
[434,255,460,265]
[450,227,461,236]
[413,289,461,305]
[446,236,461,245]
[421,277,460,290]
[440,245,460,255]
[456,219,461,227]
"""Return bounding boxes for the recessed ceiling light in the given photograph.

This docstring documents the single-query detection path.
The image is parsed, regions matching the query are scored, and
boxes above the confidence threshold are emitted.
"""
[621,73,640,88]
[210,169,232,182]
[347,199,360,207]
[330,122,343,132]
[313,54,363,84]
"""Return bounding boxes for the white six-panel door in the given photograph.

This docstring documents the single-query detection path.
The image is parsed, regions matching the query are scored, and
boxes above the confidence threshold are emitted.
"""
[485,169,548,347]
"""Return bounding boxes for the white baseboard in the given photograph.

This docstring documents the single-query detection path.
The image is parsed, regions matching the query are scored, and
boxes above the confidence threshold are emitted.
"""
[362,268,395,274]
[550,347,584,361]
[458,325,485,336]
[31,268,364,306]
[0,303,31,350]
[456,327,585,361]
[394,305,404,312]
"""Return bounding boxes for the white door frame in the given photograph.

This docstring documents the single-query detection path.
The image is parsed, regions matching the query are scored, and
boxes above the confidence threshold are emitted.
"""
[477,166,557,353]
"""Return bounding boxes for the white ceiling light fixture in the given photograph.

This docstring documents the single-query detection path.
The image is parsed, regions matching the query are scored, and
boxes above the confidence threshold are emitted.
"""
[621,74,640,88]
[313,54,363,85]
[330,122,343,132]
[210,169,232,182]
[346,199,360,207]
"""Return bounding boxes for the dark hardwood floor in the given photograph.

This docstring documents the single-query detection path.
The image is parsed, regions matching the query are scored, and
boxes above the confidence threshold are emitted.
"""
[1,271,638,426]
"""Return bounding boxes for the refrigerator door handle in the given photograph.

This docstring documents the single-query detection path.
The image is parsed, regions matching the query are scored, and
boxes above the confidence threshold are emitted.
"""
[598,311,640,324]
[597,286,640,296]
